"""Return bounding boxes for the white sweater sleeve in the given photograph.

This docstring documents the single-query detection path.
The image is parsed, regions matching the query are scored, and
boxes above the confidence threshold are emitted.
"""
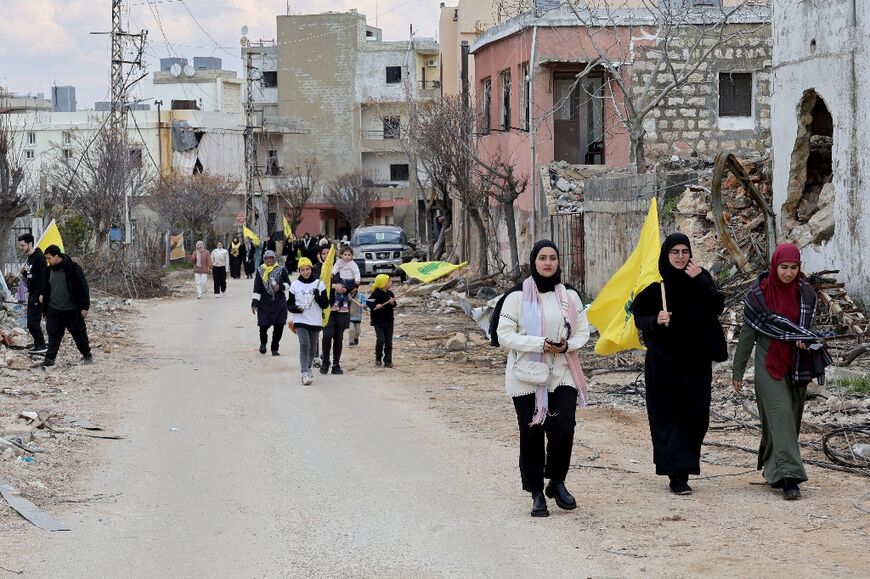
[566,290,590,352]
[496,291,546,353]
[352,261,361,283]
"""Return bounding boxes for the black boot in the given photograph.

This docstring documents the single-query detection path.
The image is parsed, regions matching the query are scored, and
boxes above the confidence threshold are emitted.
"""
[669,475,693,496]
[545,480,577,510]
[782,478,801,500]
[259,343,267,354]
[531,491,549,517]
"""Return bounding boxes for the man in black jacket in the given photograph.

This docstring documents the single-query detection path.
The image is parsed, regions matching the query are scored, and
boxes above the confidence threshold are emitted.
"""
[40,245,92,368]
[17,233,47,355]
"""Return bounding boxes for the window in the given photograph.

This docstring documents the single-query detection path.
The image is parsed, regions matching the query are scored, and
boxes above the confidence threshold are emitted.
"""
[521,63,530,131]
[25,150,35,159]
[719,72,752,117]
[267,149,280,175]
[482,78,492,133]
[383,116,400,139]
[129,148,142,167]
[390,163,409,181]
[63,149,72,160]
[27,132,36,145]
[262,71,277,88]
[62,131,71,145]
[500,69,512,131]
[386,66,402,84]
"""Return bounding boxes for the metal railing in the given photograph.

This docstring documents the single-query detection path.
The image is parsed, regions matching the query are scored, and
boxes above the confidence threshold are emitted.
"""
[418,80,441,90]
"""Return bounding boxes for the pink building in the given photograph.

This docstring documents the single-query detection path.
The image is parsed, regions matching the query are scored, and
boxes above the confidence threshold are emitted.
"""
[471,21,636,215]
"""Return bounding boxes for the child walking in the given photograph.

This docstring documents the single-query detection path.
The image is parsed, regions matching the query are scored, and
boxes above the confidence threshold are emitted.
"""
[348,286,367,347]
[366,274,397,367]
[331,247,361,312]
[288,258,329,385]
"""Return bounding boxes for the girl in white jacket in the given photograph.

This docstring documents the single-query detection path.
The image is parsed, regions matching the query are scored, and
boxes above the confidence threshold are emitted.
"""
[492,240,590,518]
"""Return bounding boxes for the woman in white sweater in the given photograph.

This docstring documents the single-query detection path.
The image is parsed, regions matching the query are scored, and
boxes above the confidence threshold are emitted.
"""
[491,240,590,517]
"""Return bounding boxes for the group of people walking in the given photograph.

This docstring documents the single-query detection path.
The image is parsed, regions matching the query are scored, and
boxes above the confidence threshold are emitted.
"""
[492,235,830,517]
[17,234,93,369]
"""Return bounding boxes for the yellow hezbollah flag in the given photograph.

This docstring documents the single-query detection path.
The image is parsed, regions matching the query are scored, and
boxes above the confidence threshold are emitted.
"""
[587,197,661,355]
[320,245,336,327]
[242,226,260,247]
[36,219,64,253]
[399,261,468,284]
[282,216,295,243]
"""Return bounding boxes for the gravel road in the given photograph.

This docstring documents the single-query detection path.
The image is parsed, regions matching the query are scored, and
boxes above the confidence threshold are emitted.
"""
[8,280,605,578]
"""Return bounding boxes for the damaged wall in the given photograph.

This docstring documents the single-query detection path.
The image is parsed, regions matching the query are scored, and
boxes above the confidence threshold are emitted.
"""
[771,0,870,304]
[640,23,773,161]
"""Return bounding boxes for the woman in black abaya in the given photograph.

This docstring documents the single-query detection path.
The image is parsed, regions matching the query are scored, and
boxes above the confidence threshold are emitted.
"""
[630,233,727,495]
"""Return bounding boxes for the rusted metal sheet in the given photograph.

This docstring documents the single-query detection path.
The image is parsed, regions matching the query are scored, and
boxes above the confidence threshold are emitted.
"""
[711,152,777,272]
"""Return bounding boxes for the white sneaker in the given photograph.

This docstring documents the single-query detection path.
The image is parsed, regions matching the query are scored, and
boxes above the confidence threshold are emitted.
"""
[301,373,313,385]
[197,294,202,299]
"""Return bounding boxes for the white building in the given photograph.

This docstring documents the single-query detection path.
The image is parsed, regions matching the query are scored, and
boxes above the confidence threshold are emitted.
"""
[771,0,869,302]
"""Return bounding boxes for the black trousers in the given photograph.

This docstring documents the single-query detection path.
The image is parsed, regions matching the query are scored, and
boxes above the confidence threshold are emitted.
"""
[26,295,45,347]
[229,256,242,279]
[512,386,578,493]
[374,325,393,363]
[259,324,284,352]
[45,308,91,362]
[213,266,227,294]
[321,315,349,368]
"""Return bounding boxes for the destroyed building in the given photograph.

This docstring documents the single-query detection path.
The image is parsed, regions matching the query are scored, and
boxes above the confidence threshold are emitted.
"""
[771,0,870,304]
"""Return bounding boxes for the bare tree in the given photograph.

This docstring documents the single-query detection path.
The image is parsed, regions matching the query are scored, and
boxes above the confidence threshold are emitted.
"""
[0,112,30,253]
[46,128,154,257]
[474,146,528,277]
[273,157,321,231]
[150,174,239,238]
[326,170,380,231]
[564,0,765,171]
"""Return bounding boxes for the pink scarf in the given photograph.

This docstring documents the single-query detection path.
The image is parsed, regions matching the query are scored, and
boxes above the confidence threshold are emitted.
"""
[522,277,588,426]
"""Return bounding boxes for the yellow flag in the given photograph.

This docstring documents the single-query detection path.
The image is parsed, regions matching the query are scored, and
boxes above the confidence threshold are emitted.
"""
[242,226,260,247]
[587,197,661,355]
[399,261,468,284]
[282,216,295,243]
[320,245,336,327]
[36,220,64,253]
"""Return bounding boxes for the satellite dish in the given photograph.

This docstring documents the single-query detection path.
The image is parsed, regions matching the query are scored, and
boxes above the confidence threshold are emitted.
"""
[170,63,182,77]
[183,64,196,77]
[241,25,249,36]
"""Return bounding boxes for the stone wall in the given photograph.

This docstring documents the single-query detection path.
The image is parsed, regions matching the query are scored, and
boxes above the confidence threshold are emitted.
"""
[636,23,772,161]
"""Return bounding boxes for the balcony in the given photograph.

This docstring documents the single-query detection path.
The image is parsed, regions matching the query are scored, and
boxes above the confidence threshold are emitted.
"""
[360,129,405,153]
[418,80,441,100]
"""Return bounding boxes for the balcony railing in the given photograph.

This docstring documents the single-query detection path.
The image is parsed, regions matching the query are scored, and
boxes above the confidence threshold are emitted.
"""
[361,129,401,140]
[418,80,441,90]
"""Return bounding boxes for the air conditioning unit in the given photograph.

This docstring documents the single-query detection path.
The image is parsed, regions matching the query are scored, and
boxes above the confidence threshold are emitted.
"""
[426,58,438,67]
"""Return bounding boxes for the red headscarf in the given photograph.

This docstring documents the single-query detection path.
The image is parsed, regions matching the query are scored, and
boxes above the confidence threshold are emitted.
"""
[761,243,802,380]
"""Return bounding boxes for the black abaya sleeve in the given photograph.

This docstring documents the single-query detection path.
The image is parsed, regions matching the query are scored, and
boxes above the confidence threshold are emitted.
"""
[631,282,664,333]
[694,270,725,316]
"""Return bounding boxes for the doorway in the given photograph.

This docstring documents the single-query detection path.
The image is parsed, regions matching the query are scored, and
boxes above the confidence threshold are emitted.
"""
[553,73,605,165]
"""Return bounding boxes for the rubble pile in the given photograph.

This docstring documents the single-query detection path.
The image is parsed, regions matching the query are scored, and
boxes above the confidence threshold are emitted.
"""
[542,161,629,214]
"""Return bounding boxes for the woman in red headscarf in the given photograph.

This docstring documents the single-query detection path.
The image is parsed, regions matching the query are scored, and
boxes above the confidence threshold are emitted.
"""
[732,243,828,500]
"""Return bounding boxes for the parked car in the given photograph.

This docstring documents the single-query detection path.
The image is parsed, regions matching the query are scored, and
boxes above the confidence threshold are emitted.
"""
[351,225,414,279]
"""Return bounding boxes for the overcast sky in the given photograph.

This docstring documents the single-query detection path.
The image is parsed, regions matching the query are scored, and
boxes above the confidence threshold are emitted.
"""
[0,0,442,108]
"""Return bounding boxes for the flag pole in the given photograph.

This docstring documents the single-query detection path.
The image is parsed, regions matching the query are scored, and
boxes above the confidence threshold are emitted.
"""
[660,282,669,327]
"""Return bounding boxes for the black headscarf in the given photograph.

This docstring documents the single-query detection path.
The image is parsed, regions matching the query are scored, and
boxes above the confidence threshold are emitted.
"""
[489,239,572,346]
[659,232,694,310]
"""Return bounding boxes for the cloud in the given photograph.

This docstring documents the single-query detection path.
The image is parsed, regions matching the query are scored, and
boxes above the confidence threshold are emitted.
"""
[0,0,440,107]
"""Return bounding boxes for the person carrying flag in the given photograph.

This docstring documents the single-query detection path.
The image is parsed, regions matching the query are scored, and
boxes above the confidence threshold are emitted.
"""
[630,233,727,496]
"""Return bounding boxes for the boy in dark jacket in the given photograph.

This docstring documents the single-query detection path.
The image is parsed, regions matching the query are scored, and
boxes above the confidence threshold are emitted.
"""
[365,274,397,368]
[40,245,92,368]
[17,233,47,354]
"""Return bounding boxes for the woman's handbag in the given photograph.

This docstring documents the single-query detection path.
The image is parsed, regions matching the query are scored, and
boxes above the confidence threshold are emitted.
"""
[513,357,551,385]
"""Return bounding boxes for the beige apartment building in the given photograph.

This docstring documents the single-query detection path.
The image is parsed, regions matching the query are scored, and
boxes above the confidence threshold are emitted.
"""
[273,11,440,239]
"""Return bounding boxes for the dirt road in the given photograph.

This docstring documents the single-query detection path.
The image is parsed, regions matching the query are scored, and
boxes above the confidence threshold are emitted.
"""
[4,281,607,577]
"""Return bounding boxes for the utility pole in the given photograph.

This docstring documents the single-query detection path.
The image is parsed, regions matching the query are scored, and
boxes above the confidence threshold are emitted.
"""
[244,47,256,230]
[460,40,470,263]
[100,0,146,243]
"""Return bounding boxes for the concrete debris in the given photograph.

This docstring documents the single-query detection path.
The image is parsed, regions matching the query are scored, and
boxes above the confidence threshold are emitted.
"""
[542,162,629,215]
[445,333,467,352]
